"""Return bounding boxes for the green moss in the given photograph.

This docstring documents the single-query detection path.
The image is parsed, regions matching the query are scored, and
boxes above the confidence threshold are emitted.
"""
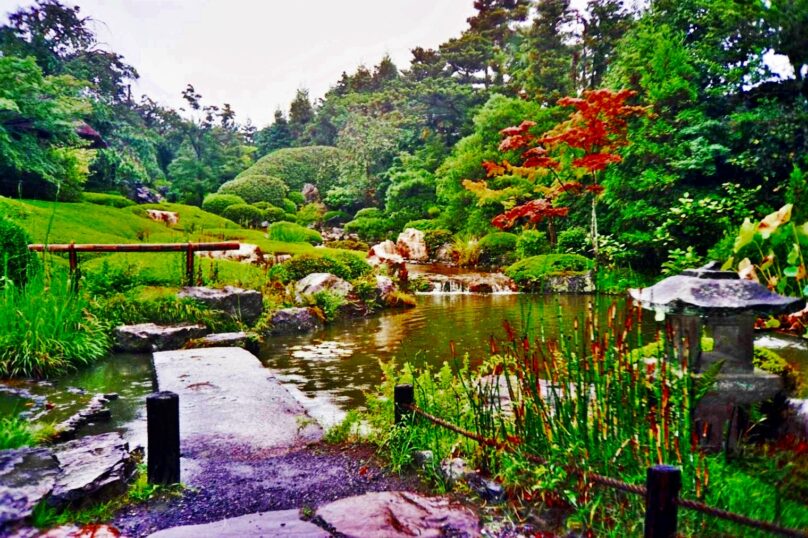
[82,192,135,208]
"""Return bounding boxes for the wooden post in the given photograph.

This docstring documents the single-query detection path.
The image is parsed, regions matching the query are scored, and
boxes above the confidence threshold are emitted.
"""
[147,391,180,485]
[394,384,414,426]
[185,243,195,286]
[644,465,681,538]
[68,242,79,292]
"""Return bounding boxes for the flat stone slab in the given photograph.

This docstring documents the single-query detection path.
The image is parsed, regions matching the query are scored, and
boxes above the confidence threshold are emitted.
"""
[0,448,59,529]
[114,323,209,353]
[317,491,481,537]
[153,347,322,457]
[178,286,263,325]
[146,510,329,537]
[188,331,252,349]
[50,432,136,508]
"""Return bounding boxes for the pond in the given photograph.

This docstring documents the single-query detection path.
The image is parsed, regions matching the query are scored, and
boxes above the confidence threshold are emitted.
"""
[2,294,806,437]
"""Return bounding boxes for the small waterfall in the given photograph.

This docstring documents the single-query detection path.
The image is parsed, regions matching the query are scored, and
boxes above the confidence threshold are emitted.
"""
[416,272,518,295]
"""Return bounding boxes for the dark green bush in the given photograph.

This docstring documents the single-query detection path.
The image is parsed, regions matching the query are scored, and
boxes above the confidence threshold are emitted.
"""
[0,217,39,287]
[479,232,518,265]
[517,230,550,259]
[202,193,246,215]
[329,251,372,279]
[237,146,351,192]
[354,207,383,219]
[267,221,322,244]
[557,227,590,255]
[82,192,135,208]
[324,210,351,225]
[296,203,325,226]
[253,202,286,223]
[222,203,265,228]
[218,174,289,205]
[282,212,298,223]
[344,217,395,243]
[287,191,305,206]
[505,254,593,290]
[424,229,453,255]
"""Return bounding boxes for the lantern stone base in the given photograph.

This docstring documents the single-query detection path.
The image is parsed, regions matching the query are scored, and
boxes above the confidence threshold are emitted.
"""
[695,370,783,451]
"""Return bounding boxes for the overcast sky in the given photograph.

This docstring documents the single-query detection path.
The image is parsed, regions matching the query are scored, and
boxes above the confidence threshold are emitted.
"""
[0,0,479,127]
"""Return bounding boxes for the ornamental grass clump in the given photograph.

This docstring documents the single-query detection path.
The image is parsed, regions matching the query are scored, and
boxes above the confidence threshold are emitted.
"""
[0,270,110,378]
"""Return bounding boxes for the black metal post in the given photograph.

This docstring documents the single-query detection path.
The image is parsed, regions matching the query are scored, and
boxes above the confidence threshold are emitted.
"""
[394,384,414,426]
[147,391,180,485]
[644,465,681,538]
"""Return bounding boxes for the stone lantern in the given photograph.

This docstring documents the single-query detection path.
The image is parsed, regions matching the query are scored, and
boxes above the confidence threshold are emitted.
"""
[629,262,805,449]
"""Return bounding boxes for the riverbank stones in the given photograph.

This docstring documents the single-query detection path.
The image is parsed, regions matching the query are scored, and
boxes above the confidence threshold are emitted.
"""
[178,286,263,325]
[114,323,208,352]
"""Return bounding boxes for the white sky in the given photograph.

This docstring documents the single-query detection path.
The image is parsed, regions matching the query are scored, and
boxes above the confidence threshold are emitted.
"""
[0,0,478,127]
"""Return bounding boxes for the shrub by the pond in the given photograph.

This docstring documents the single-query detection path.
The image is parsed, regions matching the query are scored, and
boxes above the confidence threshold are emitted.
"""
[269,254,351,283]
[0,271,110,378]
[219,174,289,205]
[344,217,395,243]
[0,417,36,449]
[424,229,453,256]
[201,193,246,216]
[516,230,550,259]
[330,251,372,279]
[505,253,592,289]
[557,226,590,255]
[354,207,383,219]
[82,192,135,208]
[222,203,265,228]
[479,232,518,265]
[0,217,39,287]
[267,221,322,244]
[327,238,369,251]
[402,219,441,232]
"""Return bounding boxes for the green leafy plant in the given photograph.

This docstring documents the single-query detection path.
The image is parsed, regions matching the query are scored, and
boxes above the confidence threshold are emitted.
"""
[478,232,518,265]
[201,193,246,216]
[0,217,40,288]
[516,230,550,259]
[505,253,592,290]
[267,221,322,244]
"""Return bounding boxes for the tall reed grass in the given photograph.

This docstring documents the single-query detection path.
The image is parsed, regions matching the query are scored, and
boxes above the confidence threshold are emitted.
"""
[0,270,110,378]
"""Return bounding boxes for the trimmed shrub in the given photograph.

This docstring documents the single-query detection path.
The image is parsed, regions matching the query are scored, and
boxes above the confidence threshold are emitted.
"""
[202,193,246,216]
[282,212,298,223]
[222,203,265,228]
[558,226,590,255]
[479,232,518,265]
[219,174,289,205]
[505,254,593,290]
[269,254,351,283]
[236,146,352,193]
[83,192,135,208]
[324,210,351,225]
[424,229,453,255]
[280,198,297,214]
[327,238,368,251]
[516,230,551,259]
[330,251,372,279]
[263,206,286,224]
[0,218,39,287]
[344,217,395,243]
[267,221,322,244]
[287,191,305,206]
[296,203,325,226]
[402,219,441,231]
[354,207,383,219]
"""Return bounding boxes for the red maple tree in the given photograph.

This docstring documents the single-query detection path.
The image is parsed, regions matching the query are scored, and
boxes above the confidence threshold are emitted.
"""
[467,89,647,252]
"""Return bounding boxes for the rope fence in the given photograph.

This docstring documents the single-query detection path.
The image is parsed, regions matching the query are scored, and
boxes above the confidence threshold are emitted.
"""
[394,384,808,538]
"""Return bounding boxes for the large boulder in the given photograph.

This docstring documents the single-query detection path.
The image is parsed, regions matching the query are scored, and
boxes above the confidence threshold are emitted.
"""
[147,510,329,538]
[268,307,323,335]
[295,273,353,302]
[302,183,320,203]
[145,209,179,226]
[0,448,60,529]
[196,243,266,266]
[396,228,428,262]
[367,240,404,266]
[178,286,263,325]
[114,323,209,352]
[49,432,136,508]
[316,491,481,538]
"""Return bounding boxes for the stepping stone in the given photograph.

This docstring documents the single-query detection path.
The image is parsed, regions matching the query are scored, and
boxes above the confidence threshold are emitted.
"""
[114,323,209,352]
[178,286,263,325]
[146,510,329,537]
[187,331,256,351]
[316,491,481,538]
[0,448,60,529]
[50,432,136,508]
[268,307,323,335]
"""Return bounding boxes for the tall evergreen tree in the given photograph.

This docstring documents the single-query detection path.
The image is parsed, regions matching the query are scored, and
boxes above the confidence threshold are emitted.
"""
[255,109,293,157]
[288,88,314,143]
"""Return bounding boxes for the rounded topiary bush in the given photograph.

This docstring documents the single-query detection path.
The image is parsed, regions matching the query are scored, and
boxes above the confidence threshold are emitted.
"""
[269,254,351,283]
[222,203,265,228]
[218,174,289,205]
[558,226,590,255]
[344,217,395,243]
[0,217,39,287]
[323,210,351,225]
[202,193,246,216]
[280,198,298,214]
[354,207,383,219]
[505,253,593,290]
[267,221,322,244]
[329,251,372,279]
[287,191,305,206]
[516,230,551,259]
[479,232,518,265]
[424,229,453,255]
